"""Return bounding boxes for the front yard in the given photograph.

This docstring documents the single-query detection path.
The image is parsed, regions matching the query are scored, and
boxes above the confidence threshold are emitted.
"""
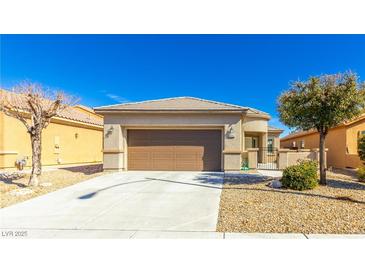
[0,164,105,208]
[217,170,365,234]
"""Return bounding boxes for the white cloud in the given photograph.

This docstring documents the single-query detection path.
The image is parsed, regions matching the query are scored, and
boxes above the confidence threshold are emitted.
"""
[105,93,129,103]
[97,90,129,103]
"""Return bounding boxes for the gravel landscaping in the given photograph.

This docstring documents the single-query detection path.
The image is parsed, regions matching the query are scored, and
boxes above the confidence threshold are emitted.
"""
[217,170,365,234]
[0,164,104,208]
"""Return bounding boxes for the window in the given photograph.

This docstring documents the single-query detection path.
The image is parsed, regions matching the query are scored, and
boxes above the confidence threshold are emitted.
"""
[252,137,258,148]
[268,137,274,152]
[300,140,305,148]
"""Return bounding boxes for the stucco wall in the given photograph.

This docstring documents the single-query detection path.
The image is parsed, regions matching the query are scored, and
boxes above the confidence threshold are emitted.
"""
[0,114,103,169]
[277,149,322,170]
[346,119,365,154]
[280,126,358,168]
[345,119,365,167]
[103,113,243,171]
[242,116,268,133]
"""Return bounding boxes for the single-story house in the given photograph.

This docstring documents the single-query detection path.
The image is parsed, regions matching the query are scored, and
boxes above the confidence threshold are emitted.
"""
[280,113,365,169]
[0,89,103,170]
[94,97,283,171]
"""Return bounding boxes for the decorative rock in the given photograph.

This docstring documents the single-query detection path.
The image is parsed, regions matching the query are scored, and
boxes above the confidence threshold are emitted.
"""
[267,180,282,189]
[8,188,34,196]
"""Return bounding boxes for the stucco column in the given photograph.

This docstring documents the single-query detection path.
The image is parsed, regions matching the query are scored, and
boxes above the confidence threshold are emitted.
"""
[103,124,124,170]
[278,149,290,170]
[273,135,280,149]
[241,128,245,152]
[223,123,242,171]
[259,132,268,163]
[247,148,258,169]
[312,148,328,168]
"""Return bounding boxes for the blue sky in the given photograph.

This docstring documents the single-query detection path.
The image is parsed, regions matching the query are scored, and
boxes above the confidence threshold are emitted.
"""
[1,35,365,136]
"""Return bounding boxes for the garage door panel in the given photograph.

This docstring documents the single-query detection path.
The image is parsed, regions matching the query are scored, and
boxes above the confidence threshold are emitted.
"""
[152,160,175,170]
[175,162,202,171]
[151,152,174,160]
[128,151,150,160]
[128,160,152,170]
[128,130,221,171]
[175,153,200,161]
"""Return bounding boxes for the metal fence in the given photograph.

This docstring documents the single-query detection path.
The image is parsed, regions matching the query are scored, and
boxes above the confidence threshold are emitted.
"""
[257,147,279,170]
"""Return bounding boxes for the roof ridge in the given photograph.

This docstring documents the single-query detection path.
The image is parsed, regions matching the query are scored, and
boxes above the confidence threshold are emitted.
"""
[181,96,246,110]
[95,96,263,112]
[180,96,269,115]
[94,96,186,109]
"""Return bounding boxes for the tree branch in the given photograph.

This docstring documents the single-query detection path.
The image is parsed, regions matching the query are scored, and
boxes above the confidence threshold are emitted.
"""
[0,93,32,133]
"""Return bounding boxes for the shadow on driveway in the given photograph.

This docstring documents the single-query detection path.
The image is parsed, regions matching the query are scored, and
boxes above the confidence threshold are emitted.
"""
[78,173,224,200]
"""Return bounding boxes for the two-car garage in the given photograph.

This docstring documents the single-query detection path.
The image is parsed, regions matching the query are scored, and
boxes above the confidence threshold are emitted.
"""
[95,96,259,172]
[127,129,222,171]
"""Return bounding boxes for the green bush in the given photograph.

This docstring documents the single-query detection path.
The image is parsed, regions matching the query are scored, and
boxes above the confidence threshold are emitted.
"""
[281,160,318,190]
[358,166,365,182]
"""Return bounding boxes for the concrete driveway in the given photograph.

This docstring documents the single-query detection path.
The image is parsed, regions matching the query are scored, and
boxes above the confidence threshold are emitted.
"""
[0,171,223,238]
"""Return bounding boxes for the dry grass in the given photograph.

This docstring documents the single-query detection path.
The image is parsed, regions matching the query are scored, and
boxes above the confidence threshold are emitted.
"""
[0,164,105,208]
[217,171,365,234]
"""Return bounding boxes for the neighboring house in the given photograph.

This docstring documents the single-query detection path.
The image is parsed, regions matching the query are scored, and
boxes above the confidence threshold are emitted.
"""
[94,97,282,171]
[280,113,365,169]
[0,90,103,170]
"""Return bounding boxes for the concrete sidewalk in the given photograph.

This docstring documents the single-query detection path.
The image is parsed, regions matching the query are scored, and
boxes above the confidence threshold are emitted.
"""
[1,228,364,239]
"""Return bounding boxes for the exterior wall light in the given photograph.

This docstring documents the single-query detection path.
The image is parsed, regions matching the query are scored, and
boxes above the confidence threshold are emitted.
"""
[106,126,114,138]
[226,126,235,139]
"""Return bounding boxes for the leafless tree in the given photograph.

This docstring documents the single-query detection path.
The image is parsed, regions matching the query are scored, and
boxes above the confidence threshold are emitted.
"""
[0,82,75,186]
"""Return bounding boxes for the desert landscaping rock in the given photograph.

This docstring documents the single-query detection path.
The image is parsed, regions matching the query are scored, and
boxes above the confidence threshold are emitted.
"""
[267,180,282,189]
[218,171,365,234]
[0,164,104,208]
[9,188,34,196]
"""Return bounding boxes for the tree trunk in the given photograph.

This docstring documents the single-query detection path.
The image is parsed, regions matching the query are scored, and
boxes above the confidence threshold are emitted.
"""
[29,131,42,186]
[319,131,327,185]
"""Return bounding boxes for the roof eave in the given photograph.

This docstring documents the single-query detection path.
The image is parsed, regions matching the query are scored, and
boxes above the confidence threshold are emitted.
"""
[94,109,246,114]
[268,129,284,133]
[245,112,271,120]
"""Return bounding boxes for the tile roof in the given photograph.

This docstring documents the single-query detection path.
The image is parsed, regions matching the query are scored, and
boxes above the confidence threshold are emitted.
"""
[281,113,365,141]
[94,96,270,116]
[0,89,103,127]
[280,129,316,140]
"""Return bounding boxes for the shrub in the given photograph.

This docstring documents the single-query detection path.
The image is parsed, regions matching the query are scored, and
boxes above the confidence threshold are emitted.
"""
[281,160,318,190]
[358,166,365,182]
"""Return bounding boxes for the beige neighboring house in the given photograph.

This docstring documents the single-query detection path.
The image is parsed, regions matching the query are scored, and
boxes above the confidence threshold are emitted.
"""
[280,113,365,169]
[94,97,282,171]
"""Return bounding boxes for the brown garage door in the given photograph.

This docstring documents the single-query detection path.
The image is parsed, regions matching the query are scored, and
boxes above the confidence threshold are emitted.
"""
[127,130,222,171]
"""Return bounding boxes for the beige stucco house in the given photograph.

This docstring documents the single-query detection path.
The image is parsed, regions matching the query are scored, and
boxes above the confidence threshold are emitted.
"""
[94,97,282,171]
